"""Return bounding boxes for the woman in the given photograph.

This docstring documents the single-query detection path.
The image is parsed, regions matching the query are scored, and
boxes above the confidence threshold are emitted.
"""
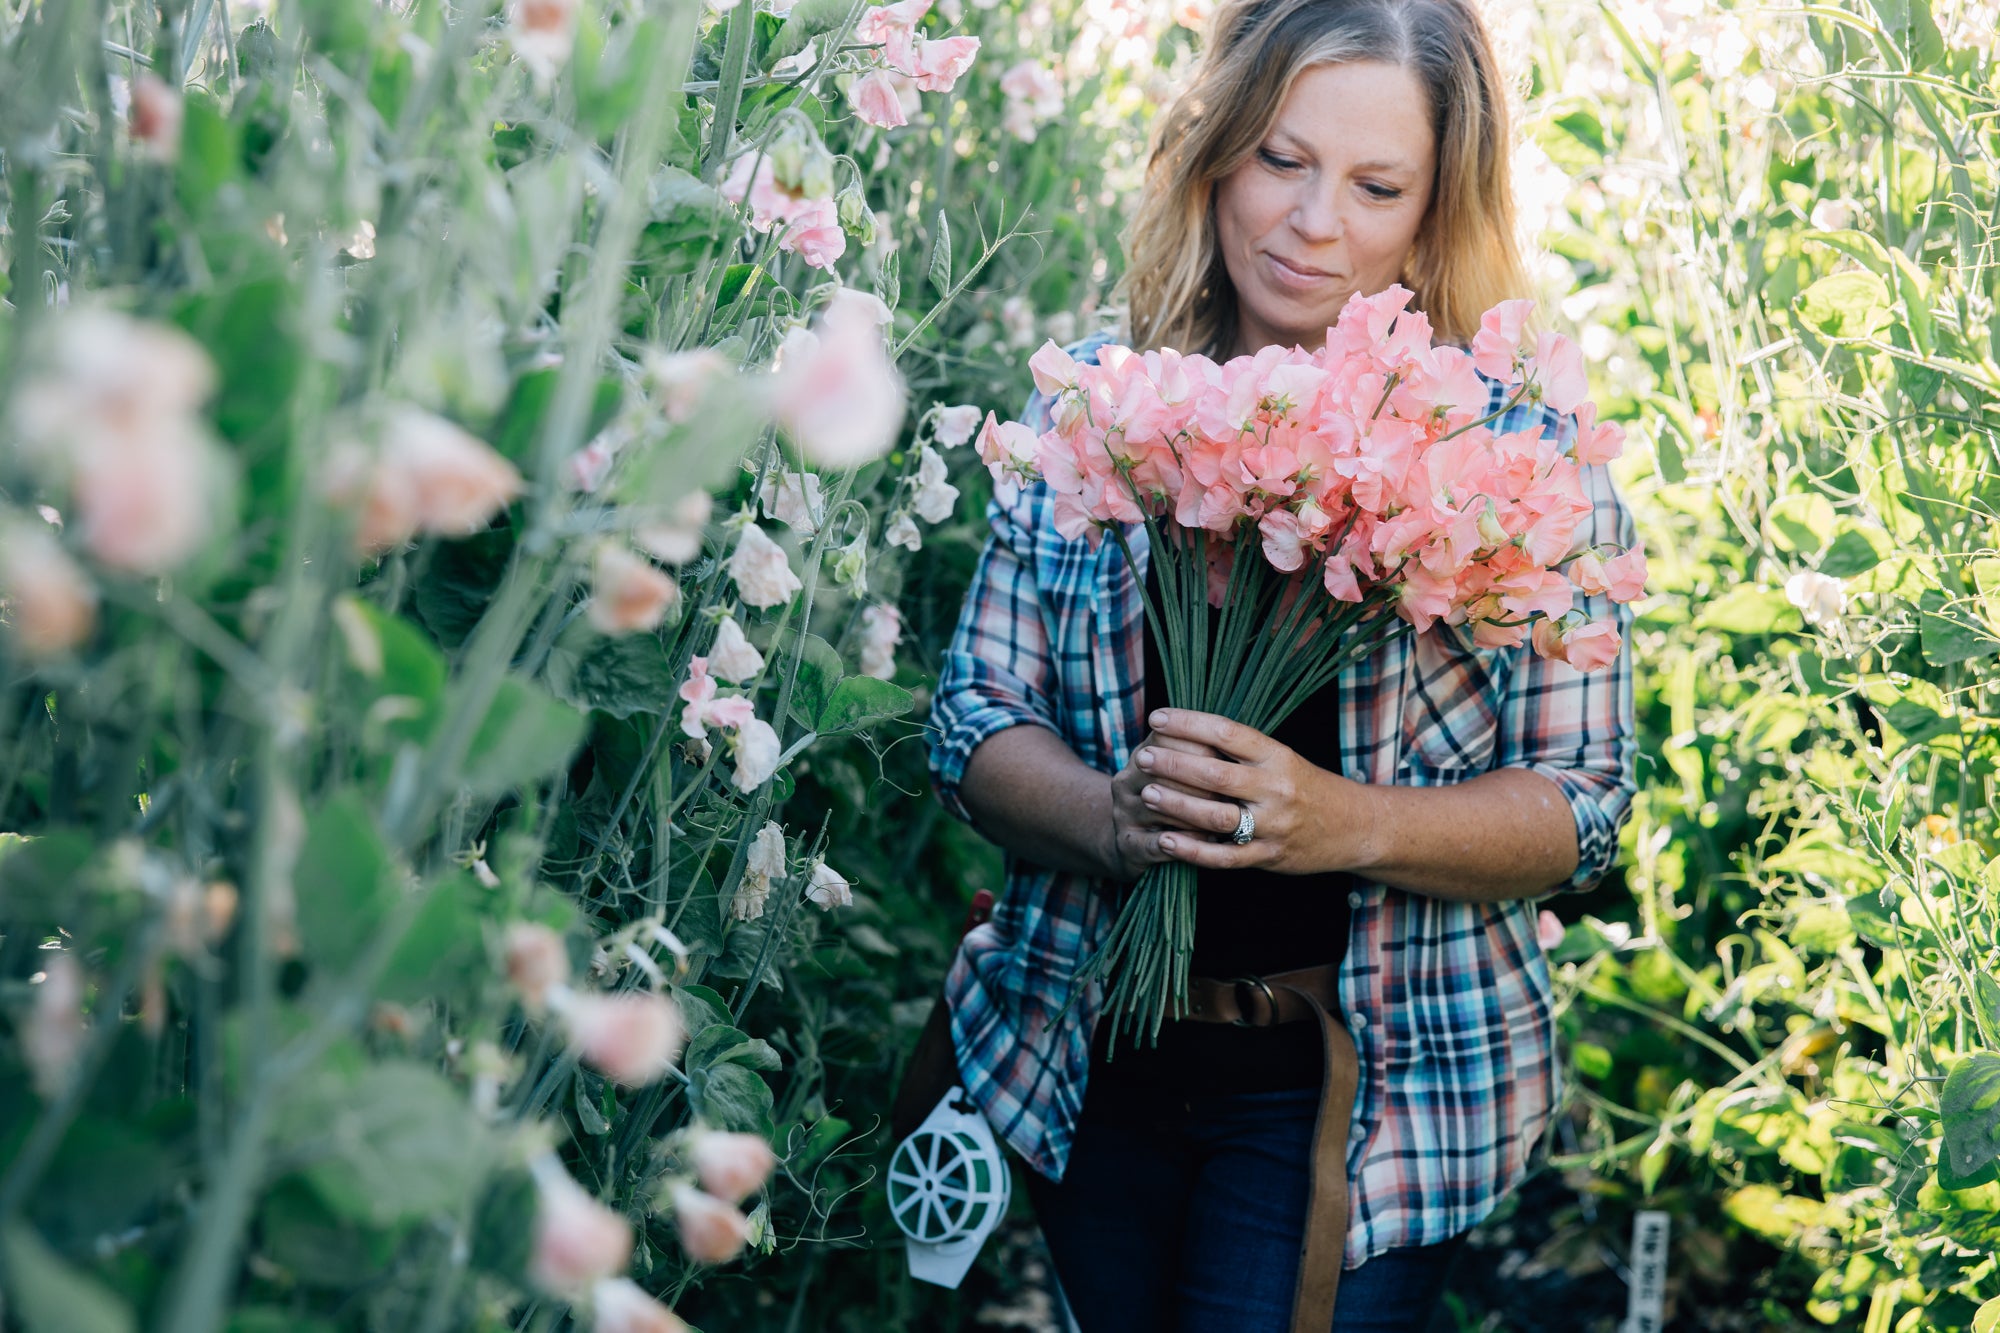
[928,0,1636,1329]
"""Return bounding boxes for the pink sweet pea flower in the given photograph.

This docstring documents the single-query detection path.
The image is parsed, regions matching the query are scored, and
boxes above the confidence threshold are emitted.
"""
[780,201,846,270]
[669,1183,751,1264]
[1537,909,1565,952]
[856,0,932,43]
[1559,618,1622,671]
[1599,547,1648,603]
[593,1278,689,1333]
[771,292,906,466]
[1028,339,1080,396]
[849,70,909,131]
[685,1130,777,1204]
[678,657,718,737]
[1258,509,1307,572]
[1529,330,1589,415]
[551,989,687,1086]
[1470,298,1535,380]
[896,34,980,92]
[529,1156,634,1295]
[1570,400,1626,465]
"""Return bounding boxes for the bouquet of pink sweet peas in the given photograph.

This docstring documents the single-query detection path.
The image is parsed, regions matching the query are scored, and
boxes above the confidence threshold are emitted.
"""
[975,286,1648,1048]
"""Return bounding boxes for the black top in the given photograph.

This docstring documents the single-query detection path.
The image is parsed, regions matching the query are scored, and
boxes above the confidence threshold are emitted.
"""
[1088,558,1353,1097]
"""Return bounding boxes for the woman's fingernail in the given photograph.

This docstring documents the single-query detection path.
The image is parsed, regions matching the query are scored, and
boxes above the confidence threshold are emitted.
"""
[1143,786,1160,803]
[1151,710,1169,726]
[1136,748,1154,768]
[1160,835,1177,852]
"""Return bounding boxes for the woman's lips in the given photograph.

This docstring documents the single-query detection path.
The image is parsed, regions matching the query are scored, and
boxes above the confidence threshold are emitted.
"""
[1264,252,1336,289]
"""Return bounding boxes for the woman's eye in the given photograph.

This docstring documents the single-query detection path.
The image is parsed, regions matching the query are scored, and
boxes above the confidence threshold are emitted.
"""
[1258,149,1300,171]
[1362,183,1403,201]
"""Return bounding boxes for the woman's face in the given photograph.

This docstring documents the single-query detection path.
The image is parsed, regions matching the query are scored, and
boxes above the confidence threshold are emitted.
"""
[1213,60,1437,357]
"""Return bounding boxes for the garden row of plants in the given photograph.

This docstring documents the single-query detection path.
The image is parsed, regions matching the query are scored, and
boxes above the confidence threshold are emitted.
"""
[5,0,2000,1328]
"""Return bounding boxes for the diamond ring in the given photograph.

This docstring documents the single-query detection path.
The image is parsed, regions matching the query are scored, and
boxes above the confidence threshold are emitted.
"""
[1232,806,1256,845]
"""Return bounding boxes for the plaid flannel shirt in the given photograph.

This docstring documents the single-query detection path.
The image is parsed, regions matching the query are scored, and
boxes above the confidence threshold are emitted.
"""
[929,331,1637,1266]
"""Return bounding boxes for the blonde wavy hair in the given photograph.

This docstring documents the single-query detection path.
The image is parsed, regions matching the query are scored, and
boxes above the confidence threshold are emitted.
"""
[1117,0,1528,356]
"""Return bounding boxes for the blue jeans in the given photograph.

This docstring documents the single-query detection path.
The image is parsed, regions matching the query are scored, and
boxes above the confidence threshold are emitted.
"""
[1024,1085,1464,1333]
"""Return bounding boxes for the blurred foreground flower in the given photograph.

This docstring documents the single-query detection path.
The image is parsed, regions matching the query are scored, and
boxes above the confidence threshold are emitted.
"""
[589,544,679,634]
[129,72,183,162]
[1785,570,1845,627]
[509,0,578,83]
[530,1155,634,1294]
[329,406,524,553]
[505,922,570,1014]
[0,521,98,657]
[592,1278,688,1333]
[634,490,711,566]
[550,989,687,1086]
[772,289,906,466]
[25,952,85,1099]
[11,308,222,574]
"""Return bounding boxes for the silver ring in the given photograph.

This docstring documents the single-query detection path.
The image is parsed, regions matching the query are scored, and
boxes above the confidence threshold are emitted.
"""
[1232,806,1255,845]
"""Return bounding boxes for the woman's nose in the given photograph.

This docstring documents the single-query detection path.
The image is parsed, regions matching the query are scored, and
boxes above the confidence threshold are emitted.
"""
[1287,184,1344,244]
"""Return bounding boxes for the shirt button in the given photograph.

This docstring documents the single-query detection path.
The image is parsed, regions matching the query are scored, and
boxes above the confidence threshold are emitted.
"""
[1347,890,1363,909]
[1350,1121,1367,1142]
[1351,1011,1369,1032]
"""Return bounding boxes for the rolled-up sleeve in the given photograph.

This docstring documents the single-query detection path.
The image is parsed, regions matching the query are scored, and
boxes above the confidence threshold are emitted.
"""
[1496,457,1639,894]
[929,481,1064,823]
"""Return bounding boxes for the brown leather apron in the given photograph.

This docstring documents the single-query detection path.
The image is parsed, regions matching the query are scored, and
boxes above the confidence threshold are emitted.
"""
[1183,962,1359,1333]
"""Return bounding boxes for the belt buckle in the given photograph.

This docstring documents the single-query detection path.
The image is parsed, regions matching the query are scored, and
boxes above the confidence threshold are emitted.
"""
[1230,975,1277,1027]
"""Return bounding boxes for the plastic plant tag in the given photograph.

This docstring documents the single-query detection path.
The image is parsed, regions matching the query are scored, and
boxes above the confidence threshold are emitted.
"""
[887,1085,1011,1287]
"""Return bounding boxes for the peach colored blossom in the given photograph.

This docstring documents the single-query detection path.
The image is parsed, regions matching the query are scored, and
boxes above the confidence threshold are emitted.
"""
[25,952,85,1099]
[0,523,97,657]
[685,1129,778,1204]
[334,407,524,553]
[553,990,687,1086]
[129,73,183,163]
[759,470,825,533]
[780,196,846,270]
[1537,910,1565,952]
[1470,299,1535,380]
[1569,400,1626,466]
[590,544,678,635]
[678,656,719,738]
[592,1279,689,1333]
[504,922,569,1014]
[668,1182,751,1264]
[509,0,578,82]
[856,0,932,43]
[530,1156,634,1294]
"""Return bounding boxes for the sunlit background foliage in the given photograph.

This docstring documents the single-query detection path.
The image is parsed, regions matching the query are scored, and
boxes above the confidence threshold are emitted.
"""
[3,0,2000,1328]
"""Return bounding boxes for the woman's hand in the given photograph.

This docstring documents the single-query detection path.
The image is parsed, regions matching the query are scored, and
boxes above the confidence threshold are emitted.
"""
[1131,708,1368,876]
[1105,729,1225,881]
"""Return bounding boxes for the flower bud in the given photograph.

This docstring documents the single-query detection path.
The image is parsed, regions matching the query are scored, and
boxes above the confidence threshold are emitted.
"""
[589,544,679,635]
[592,1278,689,1333]
[805,860,852,910]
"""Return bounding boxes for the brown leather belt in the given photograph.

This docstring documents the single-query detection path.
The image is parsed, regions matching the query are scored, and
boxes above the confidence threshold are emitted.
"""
[1183,962,1358,1333]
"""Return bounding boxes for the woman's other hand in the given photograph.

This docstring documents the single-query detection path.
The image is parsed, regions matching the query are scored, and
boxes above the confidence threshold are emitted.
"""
[1106,730,1224,881]
[1132,708,1361,875]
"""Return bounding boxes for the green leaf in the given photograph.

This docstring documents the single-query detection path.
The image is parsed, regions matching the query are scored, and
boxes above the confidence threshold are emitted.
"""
[1976,977,2000,1046]
[1767,493,1836,554]
[928,210,952,293]
[174,93,240,216]
[294,792,393,975]
[1879,698,1954,747]
[1818,523,1888,578]
[787,632,845,730]
[1865,0,1945,69]
[1974,1295,2000,1333]
[1795,271,1891,340]
[544,626,680,719]
[1653,425,1686,484]
[1940,1053,2000,1184]
[574,1074,612,1135]
[334,598,446,751]
[412,529,515,650]
[816,675,914,734]
[768,0,853,65]
[0,1222,136,1333]
[1692,586,1802,635]
[673,983,733,1035]
[1552,109,1606,156]
[1722,1183,1825,1242]
[257,1179,403,1288]
[687,1060,775,1136]
[684,1023,783,1073]
[1918,588,2000,666]
[460,676,588,797]
[280,1061,493,1227]
[378,873,487,1006]
[491,368,624,468]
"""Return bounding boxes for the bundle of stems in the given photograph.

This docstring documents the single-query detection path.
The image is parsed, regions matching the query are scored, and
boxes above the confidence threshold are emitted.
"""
[1080,510,1409,1055]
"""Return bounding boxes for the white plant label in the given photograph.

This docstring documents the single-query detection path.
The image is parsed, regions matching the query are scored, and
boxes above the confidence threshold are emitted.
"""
[1624,1209,1670,1333]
